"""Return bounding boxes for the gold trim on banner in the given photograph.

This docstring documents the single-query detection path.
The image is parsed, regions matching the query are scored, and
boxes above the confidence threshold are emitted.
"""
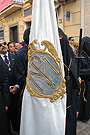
[27,39,66,102]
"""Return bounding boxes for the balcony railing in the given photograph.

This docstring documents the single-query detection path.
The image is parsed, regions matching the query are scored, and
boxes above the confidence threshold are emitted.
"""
[13,0,25,4]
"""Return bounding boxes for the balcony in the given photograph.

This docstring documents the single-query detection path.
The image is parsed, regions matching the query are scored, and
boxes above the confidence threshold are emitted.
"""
[54,0,76,4]
[0,0,24,18]
[24,0,33,5]
[13,0,25,4]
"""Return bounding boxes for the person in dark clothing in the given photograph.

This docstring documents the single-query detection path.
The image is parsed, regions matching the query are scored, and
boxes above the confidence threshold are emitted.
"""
[14,27,30,134]
[0,40,10,135]
[7,41,15,54]
[68,36,81,118]
[15,27,30,99]
[23,27,30,46]
[15,45,28,92]
[68,37,78,56]
[0,38,20,134]
[15,42,22,53]
[58,28,80,135]
[78,36,90,122]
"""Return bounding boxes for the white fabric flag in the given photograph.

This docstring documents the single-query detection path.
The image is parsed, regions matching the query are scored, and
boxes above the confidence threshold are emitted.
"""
[20,0,66,135]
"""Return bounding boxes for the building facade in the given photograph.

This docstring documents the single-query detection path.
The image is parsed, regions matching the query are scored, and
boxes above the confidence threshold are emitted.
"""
[0,0,90,44]
[58,0,90,44]
[58,0,81,44]
[0,0,32,42]
[84,0,90,37]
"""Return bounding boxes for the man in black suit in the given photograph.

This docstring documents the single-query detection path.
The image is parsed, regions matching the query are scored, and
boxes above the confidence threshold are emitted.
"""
[0,40,10,135]
[15,45,28,92]
[8,41,15,54]
[15,27,30,96]
[14,27,30,133]
[0,38,20,134]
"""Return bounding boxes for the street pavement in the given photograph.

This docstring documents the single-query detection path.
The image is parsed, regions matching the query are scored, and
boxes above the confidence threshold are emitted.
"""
[11,119,90,135]
[77,119,90,135]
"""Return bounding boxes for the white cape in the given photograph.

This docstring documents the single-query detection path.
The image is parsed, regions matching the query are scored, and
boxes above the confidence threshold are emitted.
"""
[20,0,66,135]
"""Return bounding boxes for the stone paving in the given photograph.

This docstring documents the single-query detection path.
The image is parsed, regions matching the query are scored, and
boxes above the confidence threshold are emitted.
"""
[77,119,90,135]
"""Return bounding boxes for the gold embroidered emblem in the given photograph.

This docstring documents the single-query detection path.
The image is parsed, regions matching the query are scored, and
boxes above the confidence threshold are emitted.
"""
[27,39,66,102]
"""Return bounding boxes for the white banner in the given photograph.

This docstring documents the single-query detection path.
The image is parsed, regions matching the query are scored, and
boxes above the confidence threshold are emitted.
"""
[20,0,66,135]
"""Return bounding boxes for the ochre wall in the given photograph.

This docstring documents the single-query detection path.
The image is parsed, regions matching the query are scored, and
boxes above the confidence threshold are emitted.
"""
[1,1,31,43]
[1,0,82,44]
[84,0,90,37]
[64,0,81,44]
[2,9,24,43]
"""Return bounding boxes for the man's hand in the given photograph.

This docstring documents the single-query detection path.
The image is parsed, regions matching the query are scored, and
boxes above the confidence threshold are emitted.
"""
[10,86,19,94]
[77,112,79,117]
[78,77,81,84]
[5,106,8,111]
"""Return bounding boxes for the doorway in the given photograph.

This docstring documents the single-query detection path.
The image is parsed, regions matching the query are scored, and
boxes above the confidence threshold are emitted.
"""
[9,23,19,42]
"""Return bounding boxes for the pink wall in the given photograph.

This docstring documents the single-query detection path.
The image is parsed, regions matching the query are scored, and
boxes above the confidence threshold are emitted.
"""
[0,0,13,11]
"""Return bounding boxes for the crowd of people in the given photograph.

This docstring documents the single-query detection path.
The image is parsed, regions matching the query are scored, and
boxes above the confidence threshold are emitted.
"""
[0,29,28,135]
[58,28,90,135]
[0,26,90,135]
[7,41,26,54]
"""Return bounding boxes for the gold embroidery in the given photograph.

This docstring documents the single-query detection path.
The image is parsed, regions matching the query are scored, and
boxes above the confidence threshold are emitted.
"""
[66,105,72,109]
[27,39,66,102]
[41,40,61,63]
[30,56,55,89]
[29,75,45,94]
[79,80,87,102]
[43,56,59,75]
[83,82,87,102]
[79,88,81,96]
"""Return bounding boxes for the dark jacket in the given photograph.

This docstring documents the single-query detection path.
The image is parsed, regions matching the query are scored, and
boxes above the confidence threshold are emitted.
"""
[0,56,10,135]
[6,53,16,86]
[58,28,80,135]
[1,53,21,131]
[15,45,28,91]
